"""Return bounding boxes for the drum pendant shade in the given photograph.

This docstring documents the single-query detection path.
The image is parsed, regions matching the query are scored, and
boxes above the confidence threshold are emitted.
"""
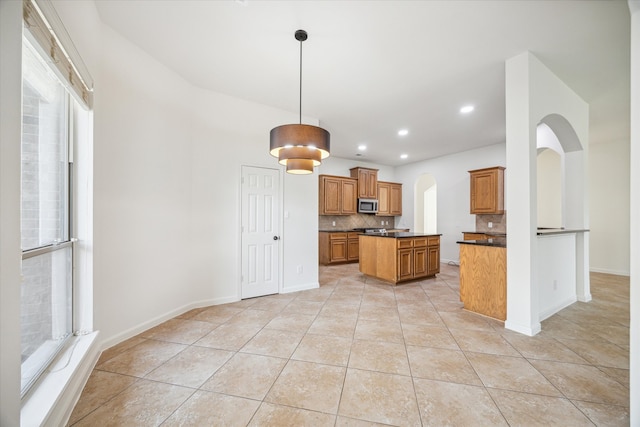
[269,30,330,174]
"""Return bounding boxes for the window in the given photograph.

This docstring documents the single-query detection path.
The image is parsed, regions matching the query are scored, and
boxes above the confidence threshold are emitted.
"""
[20,36,73,396]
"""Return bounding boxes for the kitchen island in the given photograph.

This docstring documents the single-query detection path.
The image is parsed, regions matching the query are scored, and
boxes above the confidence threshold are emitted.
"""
[457,237,506,321]
[359,232,440,284]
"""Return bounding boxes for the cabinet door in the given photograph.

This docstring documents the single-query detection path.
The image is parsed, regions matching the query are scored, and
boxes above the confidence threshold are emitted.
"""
[377,183,390,216]
[413,247,428,277]
[470,167,504,214]
[351,167,378,199]
[320,176,341,215]
[341,179,358,214]
[365,170,378,198]
[347,238,359,261]
[389,183,403,215]
[427,246,440,276]
[330,240,348,263]
[397,248,413,281]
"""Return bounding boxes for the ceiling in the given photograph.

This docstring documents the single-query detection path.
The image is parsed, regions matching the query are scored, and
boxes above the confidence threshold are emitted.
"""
[94,1,631,166]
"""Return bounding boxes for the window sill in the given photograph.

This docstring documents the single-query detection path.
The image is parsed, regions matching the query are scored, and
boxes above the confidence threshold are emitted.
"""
[21,331,100,426]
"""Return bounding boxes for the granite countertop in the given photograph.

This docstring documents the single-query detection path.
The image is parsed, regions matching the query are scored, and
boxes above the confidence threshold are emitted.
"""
[462,231,507,236]
[361,232,441,238]
[319,229,411,233]
[456,237,507,248]
[536,228,589,236]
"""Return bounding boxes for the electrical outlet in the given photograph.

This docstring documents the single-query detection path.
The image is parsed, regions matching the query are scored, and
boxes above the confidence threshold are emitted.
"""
[553,279,558,290]
[385,221,389,225]
[332,221,336,227]
[488,222,493,228]
[381,220,384,225]
[297,265,303,274]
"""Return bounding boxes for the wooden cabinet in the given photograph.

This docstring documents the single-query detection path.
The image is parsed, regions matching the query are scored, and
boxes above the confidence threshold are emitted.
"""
[377,181,402,216]
[347,232,360,261]
[426,236,441,276]
[319,232,360,265]
[359,234,440,284]
[463,232,490,240]
[350,167,378,199]
[459,243,506,320]
[469,166,505,214]
[319,175,357,215]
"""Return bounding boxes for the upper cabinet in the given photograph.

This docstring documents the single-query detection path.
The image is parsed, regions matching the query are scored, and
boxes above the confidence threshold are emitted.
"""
[319,175,357,215]
[377,181,402,216]
[469,166,505,214]
[350,167,378,199]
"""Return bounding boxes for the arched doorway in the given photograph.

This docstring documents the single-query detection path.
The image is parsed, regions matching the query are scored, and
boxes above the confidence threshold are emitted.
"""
[414,174,437,234]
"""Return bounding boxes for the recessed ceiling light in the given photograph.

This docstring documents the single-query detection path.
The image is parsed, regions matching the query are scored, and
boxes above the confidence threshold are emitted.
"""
[358,144,367,151]
[400,154,408,159]
[460,105,474,114]
[398,129,409,136]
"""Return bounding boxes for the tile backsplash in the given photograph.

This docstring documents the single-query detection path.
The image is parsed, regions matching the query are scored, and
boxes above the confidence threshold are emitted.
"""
[319,214,396,230]
[476,213,507,233]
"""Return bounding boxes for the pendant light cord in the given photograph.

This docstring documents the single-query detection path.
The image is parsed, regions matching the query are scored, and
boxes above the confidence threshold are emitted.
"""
[299,38,303,124]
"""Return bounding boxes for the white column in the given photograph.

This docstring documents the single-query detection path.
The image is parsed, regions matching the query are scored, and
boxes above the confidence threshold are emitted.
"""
[505,52,540,336]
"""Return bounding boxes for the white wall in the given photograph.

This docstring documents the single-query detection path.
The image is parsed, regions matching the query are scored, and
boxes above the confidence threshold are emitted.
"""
[537,148,563,228]
[537,234,577,320]
[317,156,396,182]
[94,25,197,346]
[628,0,639,422]
[589,139,631,275]
[394,143,506,263]
[15,1,320,351]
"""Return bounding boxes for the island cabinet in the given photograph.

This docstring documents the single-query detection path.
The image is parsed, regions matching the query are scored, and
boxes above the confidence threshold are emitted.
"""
[350,167,378,199]
[458,240,507,321]
[377,181,402,216]
[319,232,359,265]
[319,175,357,215]
[469,166,505,214]
[359,233,440,284]
[462,232,491,240]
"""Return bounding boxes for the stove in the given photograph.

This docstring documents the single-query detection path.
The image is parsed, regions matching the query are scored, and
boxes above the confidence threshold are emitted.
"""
[352,227,387,234]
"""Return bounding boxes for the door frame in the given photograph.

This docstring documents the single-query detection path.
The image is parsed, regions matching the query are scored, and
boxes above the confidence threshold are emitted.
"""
[238,164,285,300]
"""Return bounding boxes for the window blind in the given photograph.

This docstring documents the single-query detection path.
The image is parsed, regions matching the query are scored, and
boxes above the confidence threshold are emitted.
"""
[22,0,93,109]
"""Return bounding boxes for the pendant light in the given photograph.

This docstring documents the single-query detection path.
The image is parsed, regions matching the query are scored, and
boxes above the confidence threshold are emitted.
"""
[270,29,330,174]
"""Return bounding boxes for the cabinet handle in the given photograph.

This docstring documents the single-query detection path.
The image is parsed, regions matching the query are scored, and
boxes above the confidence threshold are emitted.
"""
[273,236,280,241]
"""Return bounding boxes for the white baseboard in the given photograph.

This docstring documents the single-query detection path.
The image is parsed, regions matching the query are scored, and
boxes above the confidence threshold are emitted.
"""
[539,296,577,322]
[589,267,630,277]
[281,281,319,294]
[504,320,542,336]
[99,296,237,351]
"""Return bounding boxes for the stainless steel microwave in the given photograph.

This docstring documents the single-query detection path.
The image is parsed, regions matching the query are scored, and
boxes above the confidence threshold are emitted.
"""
[358,198,378,214]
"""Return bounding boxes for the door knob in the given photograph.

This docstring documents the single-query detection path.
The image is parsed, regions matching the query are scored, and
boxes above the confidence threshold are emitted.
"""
[273,236,280,241]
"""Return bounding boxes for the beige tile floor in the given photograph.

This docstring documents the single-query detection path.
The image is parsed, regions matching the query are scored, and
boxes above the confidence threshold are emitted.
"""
[68,264,630,426]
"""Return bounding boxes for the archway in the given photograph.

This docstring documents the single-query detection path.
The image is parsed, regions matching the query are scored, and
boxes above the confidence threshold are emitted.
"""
[536,123,565,229]
[414,173,437,234]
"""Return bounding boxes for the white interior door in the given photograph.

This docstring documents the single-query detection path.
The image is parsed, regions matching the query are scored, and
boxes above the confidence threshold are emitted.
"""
[241,166,280,299]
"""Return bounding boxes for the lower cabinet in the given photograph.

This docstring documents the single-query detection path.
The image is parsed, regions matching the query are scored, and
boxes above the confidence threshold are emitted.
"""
[359,234,440,284]
[396,236,440,281]
[319,232,359,265]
